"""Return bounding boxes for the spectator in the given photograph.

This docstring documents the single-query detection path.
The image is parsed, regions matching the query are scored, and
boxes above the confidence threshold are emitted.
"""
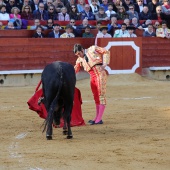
[21,5,34,20]
[0,0,6,6]
[107,16,121,36]
[116,6,129,20]
[139,19,152,31]
[77,0,85,13]
[96,20,102,33]
[58,7,70,21]
[21,0,31,11]
[77,18,96,29]
[65,0,77,14]
[105,3,116,18]
[131,17,141,28]
[81,4,95,20]
[134,0,146,14]
[148,0,161,14]
[127,4,139,20]
[0,5,10,20]
[122,0,133,11]
[45,19,54,29]
[100,0,109,12]
[82,25,94,38]
[114,0,123,12]
[4,21,20,29]
[161,0,170,14]
[90,0,100,15]
[95,6,109,21]
[153,20,160,30]
[151,5,162,20]
[123,18,130,27]
[143,24,156,37]
[6,0,19,14]
[10,7,21,19]
[48,23,61,38]
[33,3,48,20]
[69,19,82,37]
[156,20,170,39]
[44,0,54,11]
[69,5,81,20]
[30,19,47,30]
[53,0,64,14]
[122,25,137,37]
[60,24,75,38]
[113,23,128,37]
[139,6,152,20]
[47,5,58,20]
[31,0,40,12]
[95,26,111,45]
[32,25,45,38]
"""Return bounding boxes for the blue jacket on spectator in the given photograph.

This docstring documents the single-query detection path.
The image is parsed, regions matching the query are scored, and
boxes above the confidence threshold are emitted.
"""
[33,9,48,20]
[81,10,95,20]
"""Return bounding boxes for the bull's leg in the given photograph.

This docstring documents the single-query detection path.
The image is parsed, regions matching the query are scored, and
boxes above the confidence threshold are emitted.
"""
[66,114,72,139]
[46,109,54,140]
[63,121,68,135]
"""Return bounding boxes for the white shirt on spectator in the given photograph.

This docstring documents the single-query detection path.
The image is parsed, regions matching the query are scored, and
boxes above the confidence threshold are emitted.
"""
[0,13,10,20]
[105,10,116,18]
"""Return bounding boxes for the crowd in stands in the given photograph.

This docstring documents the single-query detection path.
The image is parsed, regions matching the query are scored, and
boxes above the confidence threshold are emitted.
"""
[0,0,170,38]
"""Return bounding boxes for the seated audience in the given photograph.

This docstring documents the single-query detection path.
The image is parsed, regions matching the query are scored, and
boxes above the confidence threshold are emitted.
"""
[30,19,47,30]
[21,5,34,20]
[148,0,161,14]
[81,4,95,20]
[82,25,95,38]
[48,23,61,38]
[77,18,96,29]
[10,7,21,19]
[47,5,58,20]
[96,20,102,33]
[95,6,109,21]
[139,6,152,20]
[69,5,81,20]
[153,20,160,30]
[4,21,21,29]
[89,0,100,15]
[122,25,137,37]
[134,0,146,14]
[60,24,75,38]
[0,21,3,30]
[32,25,45,38]
[107,16,121,36]
[151,5,163,20]
[127,4,139,20]
[100,0,109,12]
[161,0,170,14]
[45,19,54,29]
[143,24,156,37]
[116,6,129,20]
[0,5,10,20]
[156,20,170,39]
[113,23,128,37]
[69,19,81,37]
[123,18,130,27]
[131,17,141,28]
[105,3,116,18]
[114,0,122,12]
[58,6,70,21]
[77,0,85,13]
[65,0,77,14]
[33,2,48,20]
[53,0,64,13]
[122,0,133,11]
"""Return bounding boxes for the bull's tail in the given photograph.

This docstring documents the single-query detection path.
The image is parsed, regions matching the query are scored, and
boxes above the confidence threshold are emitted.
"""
[42,64,63,133]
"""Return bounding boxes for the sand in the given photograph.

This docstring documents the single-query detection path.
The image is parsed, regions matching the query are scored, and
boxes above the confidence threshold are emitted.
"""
[0,74,170,170]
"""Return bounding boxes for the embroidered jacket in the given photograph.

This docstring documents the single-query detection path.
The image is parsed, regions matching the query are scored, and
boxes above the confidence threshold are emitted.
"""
[74,45,110,73]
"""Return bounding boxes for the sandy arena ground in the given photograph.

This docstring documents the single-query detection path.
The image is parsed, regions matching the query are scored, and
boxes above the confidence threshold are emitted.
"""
[0,74,170,170]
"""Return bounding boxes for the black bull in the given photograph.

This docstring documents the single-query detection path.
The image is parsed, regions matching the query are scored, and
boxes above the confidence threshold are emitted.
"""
[41,61,76,140]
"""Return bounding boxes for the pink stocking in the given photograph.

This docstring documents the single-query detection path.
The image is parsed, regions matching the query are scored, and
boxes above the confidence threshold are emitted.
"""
[95,104,105,123]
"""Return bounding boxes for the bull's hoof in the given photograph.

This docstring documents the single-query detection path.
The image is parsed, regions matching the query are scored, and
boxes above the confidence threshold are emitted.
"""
[63,130,68,135]
[67,135,73,139]
[46,135,52,140]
